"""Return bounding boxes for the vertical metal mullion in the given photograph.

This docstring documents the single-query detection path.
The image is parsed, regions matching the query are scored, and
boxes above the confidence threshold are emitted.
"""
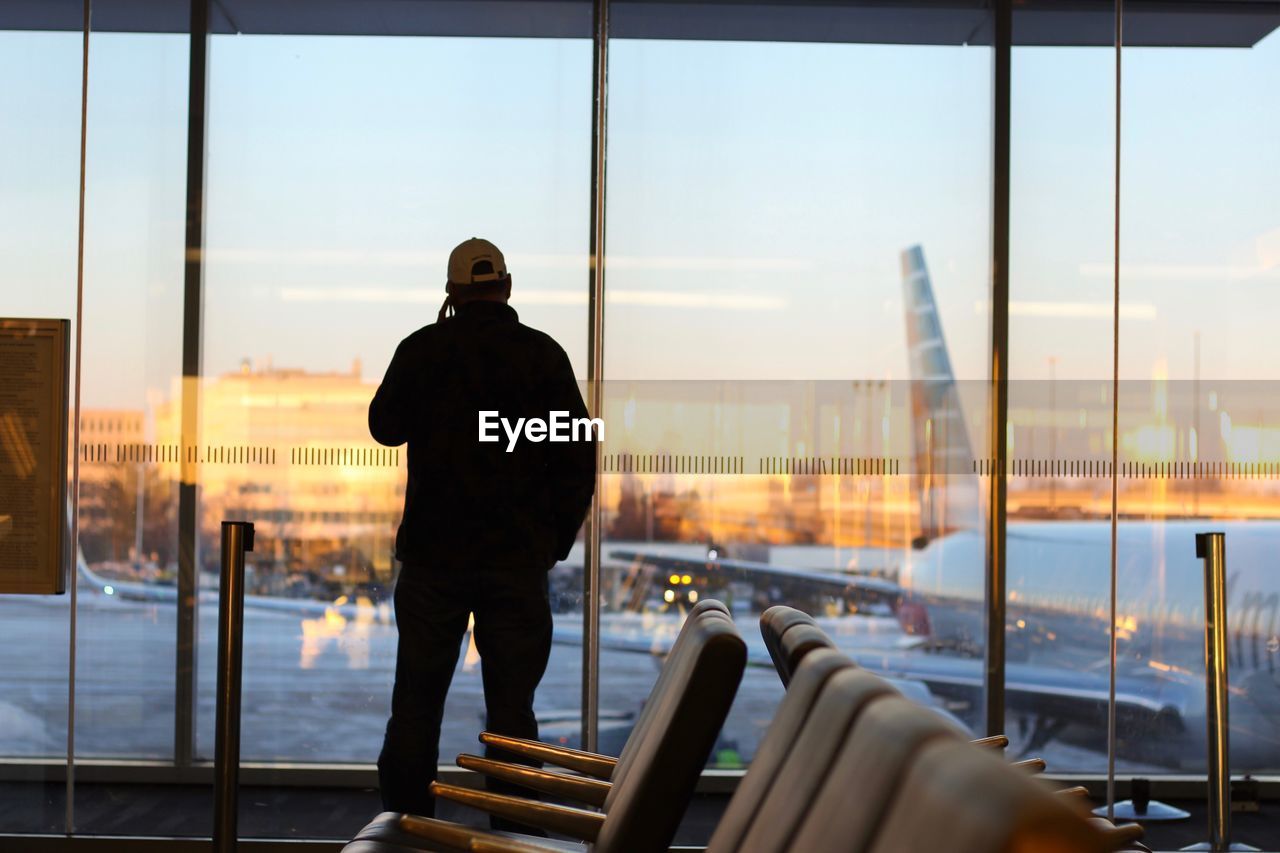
[984,0,1012,740]
[67,0,92,835]
[176,0,210,768]
[583,0,610,755]
[1106,0,1123,819]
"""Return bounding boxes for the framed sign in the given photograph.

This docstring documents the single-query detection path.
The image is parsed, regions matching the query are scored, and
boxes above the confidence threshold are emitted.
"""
[0,318,71,594]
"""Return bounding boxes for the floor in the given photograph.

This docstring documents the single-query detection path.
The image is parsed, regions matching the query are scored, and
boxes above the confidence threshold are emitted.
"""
[1,783,1276,850]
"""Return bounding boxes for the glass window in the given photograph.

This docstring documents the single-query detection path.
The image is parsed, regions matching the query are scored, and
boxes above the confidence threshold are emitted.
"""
[602,32,992,764]
[196,33,591,818]
[1007,9,1280,779]
[9,1,1280,844]
[0,25,82,836]
[1117,28,1280,775]
[1006,9,1118,772]
[74,29,188,772]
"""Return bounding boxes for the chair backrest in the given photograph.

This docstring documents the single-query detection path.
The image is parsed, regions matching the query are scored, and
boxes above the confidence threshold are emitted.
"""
[594,616,747,853]
[778,622,836,684]
[613,599,730,776]
[705,648,853,853]
[729,668,899,853]
[759,605,817,682]
[786,694,968,853]
[867,739,1108,853]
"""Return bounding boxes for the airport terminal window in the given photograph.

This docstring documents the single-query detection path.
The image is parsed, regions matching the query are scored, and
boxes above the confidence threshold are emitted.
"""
[6,1,1280,844]
[0,25,82,836]
[600,35,992,764]
[195,32,591,790]
[1115,31,1280,775]
[1006,14,1280,778]
[73,31,188,773]
[1006,25,1118,772]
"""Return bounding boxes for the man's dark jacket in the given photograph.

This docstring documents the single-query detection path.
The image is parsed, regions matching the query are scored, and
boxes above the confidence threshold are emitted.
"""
[369,301,595,570]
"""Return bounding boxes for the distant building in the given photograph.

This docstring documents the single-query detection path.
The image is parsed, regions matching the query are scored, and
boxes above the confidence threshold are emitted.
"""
[146,359,405,591]
[76,409,150,563]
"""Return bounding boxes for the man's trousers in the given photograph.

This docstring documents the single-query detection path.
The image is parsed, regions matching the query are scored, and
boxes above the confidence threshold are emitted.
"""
[377,562,553,825]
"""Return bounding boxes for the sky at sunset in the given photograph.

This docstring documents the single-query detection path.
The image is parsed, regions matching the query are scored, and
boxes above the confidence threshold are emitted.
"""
[2,27,1277,414]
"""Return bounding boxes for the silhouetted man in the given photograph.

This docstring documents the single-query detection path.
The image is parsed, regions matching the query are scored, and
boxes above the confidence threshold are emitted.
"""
[370,238,595,823]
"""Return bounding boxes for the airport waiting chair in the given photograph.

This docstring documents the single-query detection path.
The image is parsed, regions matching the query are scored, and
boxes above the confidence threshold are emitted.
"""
[775,620,1056,772]
[454,646,866,853]
[462,663,1094,853]
[702,648,854,850]
[759,604,817,682]
[865,738,1111,853]
[345,815,490,853]
[346,613,1143,853]
[457,652,1084,853]
[784,693,977,852]
[762,605,1010,751]
[469,650,952,853]
[463,660,916,853]
[376,612,746,853]
[462,645,890,853]
[763,612,1142,850]
[343,601,735,853]
[712,668,914,853]
[460,597,731,800]
[775,621,834,685]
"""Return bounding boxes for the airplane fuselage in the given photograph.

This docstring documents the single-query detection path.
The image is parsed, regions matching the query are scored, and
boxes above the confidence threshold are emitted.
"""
[898,519,1280,770]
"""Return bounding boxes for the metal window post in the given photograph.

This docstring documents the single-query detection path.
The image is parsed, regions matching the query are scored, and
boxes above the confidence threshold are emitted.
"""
[984,0,1012,739]
[583,0,609,754]
[66,0,93,835]
[176,0,210,768]
[1106,0,1123,818]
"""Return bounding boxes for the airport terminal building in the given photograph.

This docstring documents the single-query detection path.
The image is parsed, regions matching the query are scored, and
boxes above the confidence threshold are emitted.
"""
[2,0,1279,850]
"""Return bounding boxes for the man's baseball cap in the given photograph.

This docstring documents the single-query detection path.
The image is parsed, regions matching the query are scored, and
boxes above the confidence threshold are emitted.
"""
[447,238,508,287]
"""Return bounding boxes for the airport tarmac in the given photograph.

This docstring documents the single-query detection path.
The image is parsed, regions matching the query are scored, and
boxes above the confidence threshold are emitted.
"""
[0,587,1151,774]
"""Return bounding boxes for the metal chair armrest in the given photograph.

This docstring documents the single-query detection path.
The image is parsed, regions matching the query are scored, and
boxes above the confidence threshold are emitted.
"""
[1011,757,1047,774]
[397,814,500,851]
[468,835,567,853]
[456,753,611,808]
[429,782,605,842]
[479,732,617,780]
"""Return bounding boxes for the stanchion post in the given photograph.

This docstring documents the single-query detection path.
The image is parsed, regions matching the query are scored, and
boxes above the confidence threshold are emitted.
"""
[214,521,253,853]
[1199,531,1230,852]
[1183,531,1256,852]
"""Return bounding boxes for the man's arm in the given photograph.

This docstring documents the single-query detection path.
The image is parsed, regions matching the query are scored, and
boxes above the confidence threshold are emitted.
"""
[369,339,414,447]
[545,349,597,562]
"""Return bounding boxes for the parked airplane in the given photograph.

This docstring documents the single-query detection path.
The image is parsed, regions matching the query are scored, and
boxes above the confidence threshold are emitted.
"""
[612,245,1280,771]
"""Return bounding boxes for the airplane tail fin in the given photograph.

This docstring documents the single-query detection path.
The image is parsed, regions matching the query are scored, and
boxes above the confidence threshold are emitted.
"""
[900,246,978,544]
